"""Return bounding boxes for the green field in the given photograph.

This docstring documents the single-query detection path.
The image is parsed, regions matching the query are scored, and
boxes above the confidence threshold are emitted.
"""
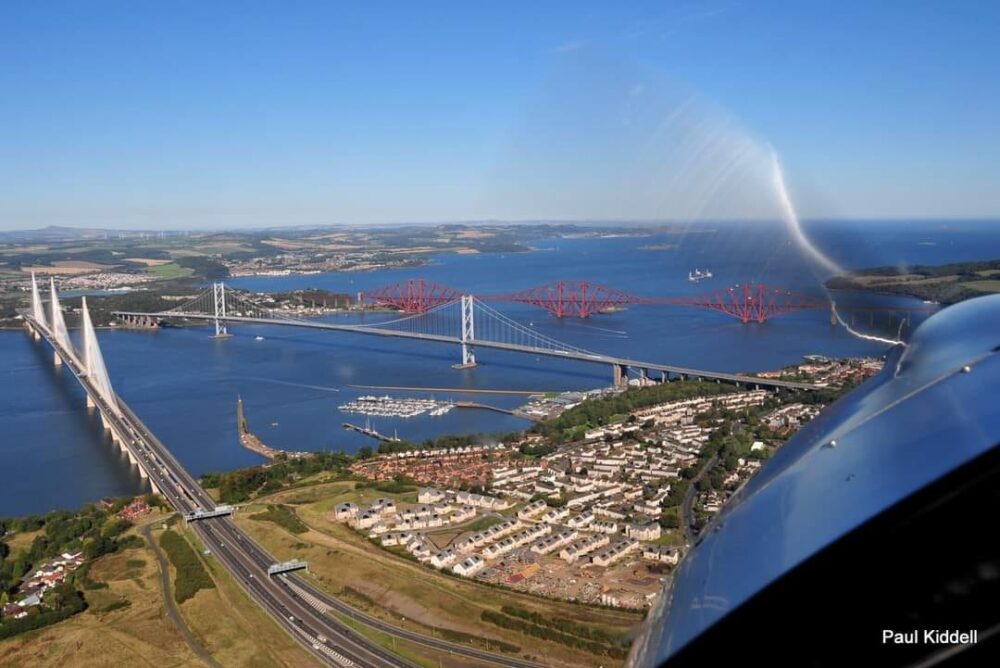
[966,279,1000,293]
[144,262,195,279]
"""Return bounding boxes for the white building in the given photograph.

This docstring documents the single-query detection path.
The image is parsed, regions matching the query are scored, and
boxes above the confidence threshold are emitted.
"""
[591,538,641,567]
[626,523,662,542]
[430,549,457,569]
[418,487,444,504]
[642,546,681,565]
[334,502,359,521]
[452,555,486,577]
[517,499,548,520]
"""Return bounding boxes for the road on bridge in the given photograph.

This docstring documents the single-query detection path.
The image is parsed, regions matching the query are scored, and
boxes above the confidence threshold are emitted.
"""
[26,313,544,668]
[111,309,821,392]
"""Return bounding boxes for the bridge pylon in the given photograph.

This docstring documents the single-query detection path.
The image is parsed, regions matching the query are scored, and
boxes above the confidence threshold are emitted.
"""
[49,278,73,364]
[81,297,118,412]
[29,272,46,340]
[453,295,477,369]
[212,282,231,338]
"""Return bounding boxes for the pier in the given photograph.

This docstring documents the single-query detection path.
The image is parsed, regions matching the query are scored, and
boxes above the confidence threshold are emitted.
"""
[237,395,311,460]
[342,421,402,443]
[453,400,541,422]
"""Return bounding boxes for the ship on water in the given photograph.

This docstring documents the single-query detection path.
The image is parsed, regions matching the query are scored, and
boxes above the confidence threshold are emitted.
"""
[688,268,713,282]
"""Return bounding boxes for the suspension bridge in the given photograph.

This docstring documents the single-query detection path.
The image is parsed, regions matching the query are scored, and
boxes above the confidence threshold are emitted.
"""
[113,282,821,390]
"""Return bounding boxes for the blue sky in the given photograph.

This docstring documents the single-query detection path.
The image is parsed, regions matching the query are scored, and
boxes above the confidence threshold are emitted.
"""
[1,1,998,229]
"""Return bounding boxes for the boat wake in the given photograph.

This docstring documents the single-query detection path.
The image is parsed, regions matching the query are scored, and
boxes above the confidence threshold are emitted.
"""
[240,377,342,393]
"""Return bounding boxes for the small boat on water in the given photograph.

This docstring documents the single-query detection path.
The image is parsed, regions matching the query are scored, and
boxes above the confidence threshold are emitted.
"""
[688,268,713,282]
[255,335,265,341]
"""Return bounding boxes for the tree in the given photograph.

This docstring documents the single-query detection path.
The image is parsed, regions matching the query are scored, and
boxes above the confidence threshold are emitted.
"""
[84,535,115,560]
[659,509,680,529]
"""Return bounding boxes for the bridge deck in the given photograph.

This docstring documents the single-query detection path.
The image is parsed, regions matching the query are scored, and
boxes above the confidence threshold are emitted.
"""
[112,310,821,390]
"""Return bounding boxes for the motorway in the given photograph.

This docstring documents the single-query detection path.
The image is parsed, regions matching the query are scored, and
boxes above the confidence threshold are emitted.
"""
[111,310,821,391]
[26,316,544,668]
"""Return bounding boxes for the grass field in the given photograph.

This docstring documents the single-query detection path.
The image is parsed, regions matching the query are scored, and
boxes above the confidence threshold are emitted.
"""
[330,610,477,668]
[249,504,309,534]
[966,279,1000,293]
[20,263,111,275]
[169,526,317,668]
[652,530,685,547]
[3,529,42,553]
[0,545,202,668]
[442,514,503,534]
[144,262,195,279]
[236,480,643,668]
[0,522,320,668]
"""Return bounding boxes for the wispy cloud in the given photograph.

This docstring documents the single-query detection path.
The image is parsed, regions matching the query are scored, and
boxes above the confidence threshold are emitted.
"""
[625,2,735,40]
[551,39,587,54]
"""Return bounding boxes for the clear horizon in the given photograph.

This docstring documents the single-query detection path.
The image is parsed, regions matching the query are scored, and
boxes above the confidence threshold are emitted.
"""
[5,217,1000,238]
[2,1,999,230]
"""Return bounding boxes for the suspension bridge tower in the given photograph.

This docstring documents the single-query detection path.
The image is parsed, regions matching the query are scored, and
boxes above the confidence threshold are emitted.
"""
[452,295,477,369]
[212,282,232,338]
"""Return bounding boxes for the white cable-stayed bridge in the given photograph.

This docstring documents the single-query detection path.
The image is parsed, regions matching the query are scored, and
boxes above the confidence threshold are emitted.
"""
[22,274,546,668]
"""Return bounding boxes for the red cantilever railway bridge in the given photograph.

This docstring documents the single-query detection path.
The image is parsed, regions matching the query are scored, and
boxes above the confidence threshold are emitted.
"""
[362,279,831,324]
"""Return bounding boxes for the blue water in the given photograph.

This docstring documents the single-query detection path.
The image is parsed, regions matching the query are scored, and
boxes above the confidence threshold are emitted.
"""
[1,220,997,515]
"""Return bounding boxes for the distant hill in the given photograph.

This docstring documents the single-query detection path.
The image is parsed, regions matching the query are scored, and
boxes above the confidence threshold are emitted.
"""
[826,259,1000,304]
[0,226,194,243]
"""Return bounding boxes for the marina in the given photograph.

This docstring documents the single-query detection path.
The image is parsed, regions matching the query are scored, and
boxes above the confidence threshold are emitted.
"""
[338,395,455,418]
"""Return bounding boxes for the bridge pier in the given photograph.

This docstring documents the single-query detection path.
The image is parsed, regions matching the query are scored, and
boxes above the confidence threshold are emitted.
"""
[53,350,62,367]
[118,313,160,329]
[612,363,629,388]
[99,410,112,433]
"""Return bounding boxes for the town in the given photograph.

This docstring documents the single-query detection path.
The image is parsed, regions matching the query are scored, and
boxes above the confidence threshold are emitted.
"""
[335,357,884,609]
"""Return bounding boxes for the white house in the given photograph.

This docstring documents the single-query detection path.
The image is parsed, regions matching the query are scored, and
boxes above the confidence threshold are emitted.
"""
[333,502,359,521]
[418,487,444,504]
[452,555,486,577]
